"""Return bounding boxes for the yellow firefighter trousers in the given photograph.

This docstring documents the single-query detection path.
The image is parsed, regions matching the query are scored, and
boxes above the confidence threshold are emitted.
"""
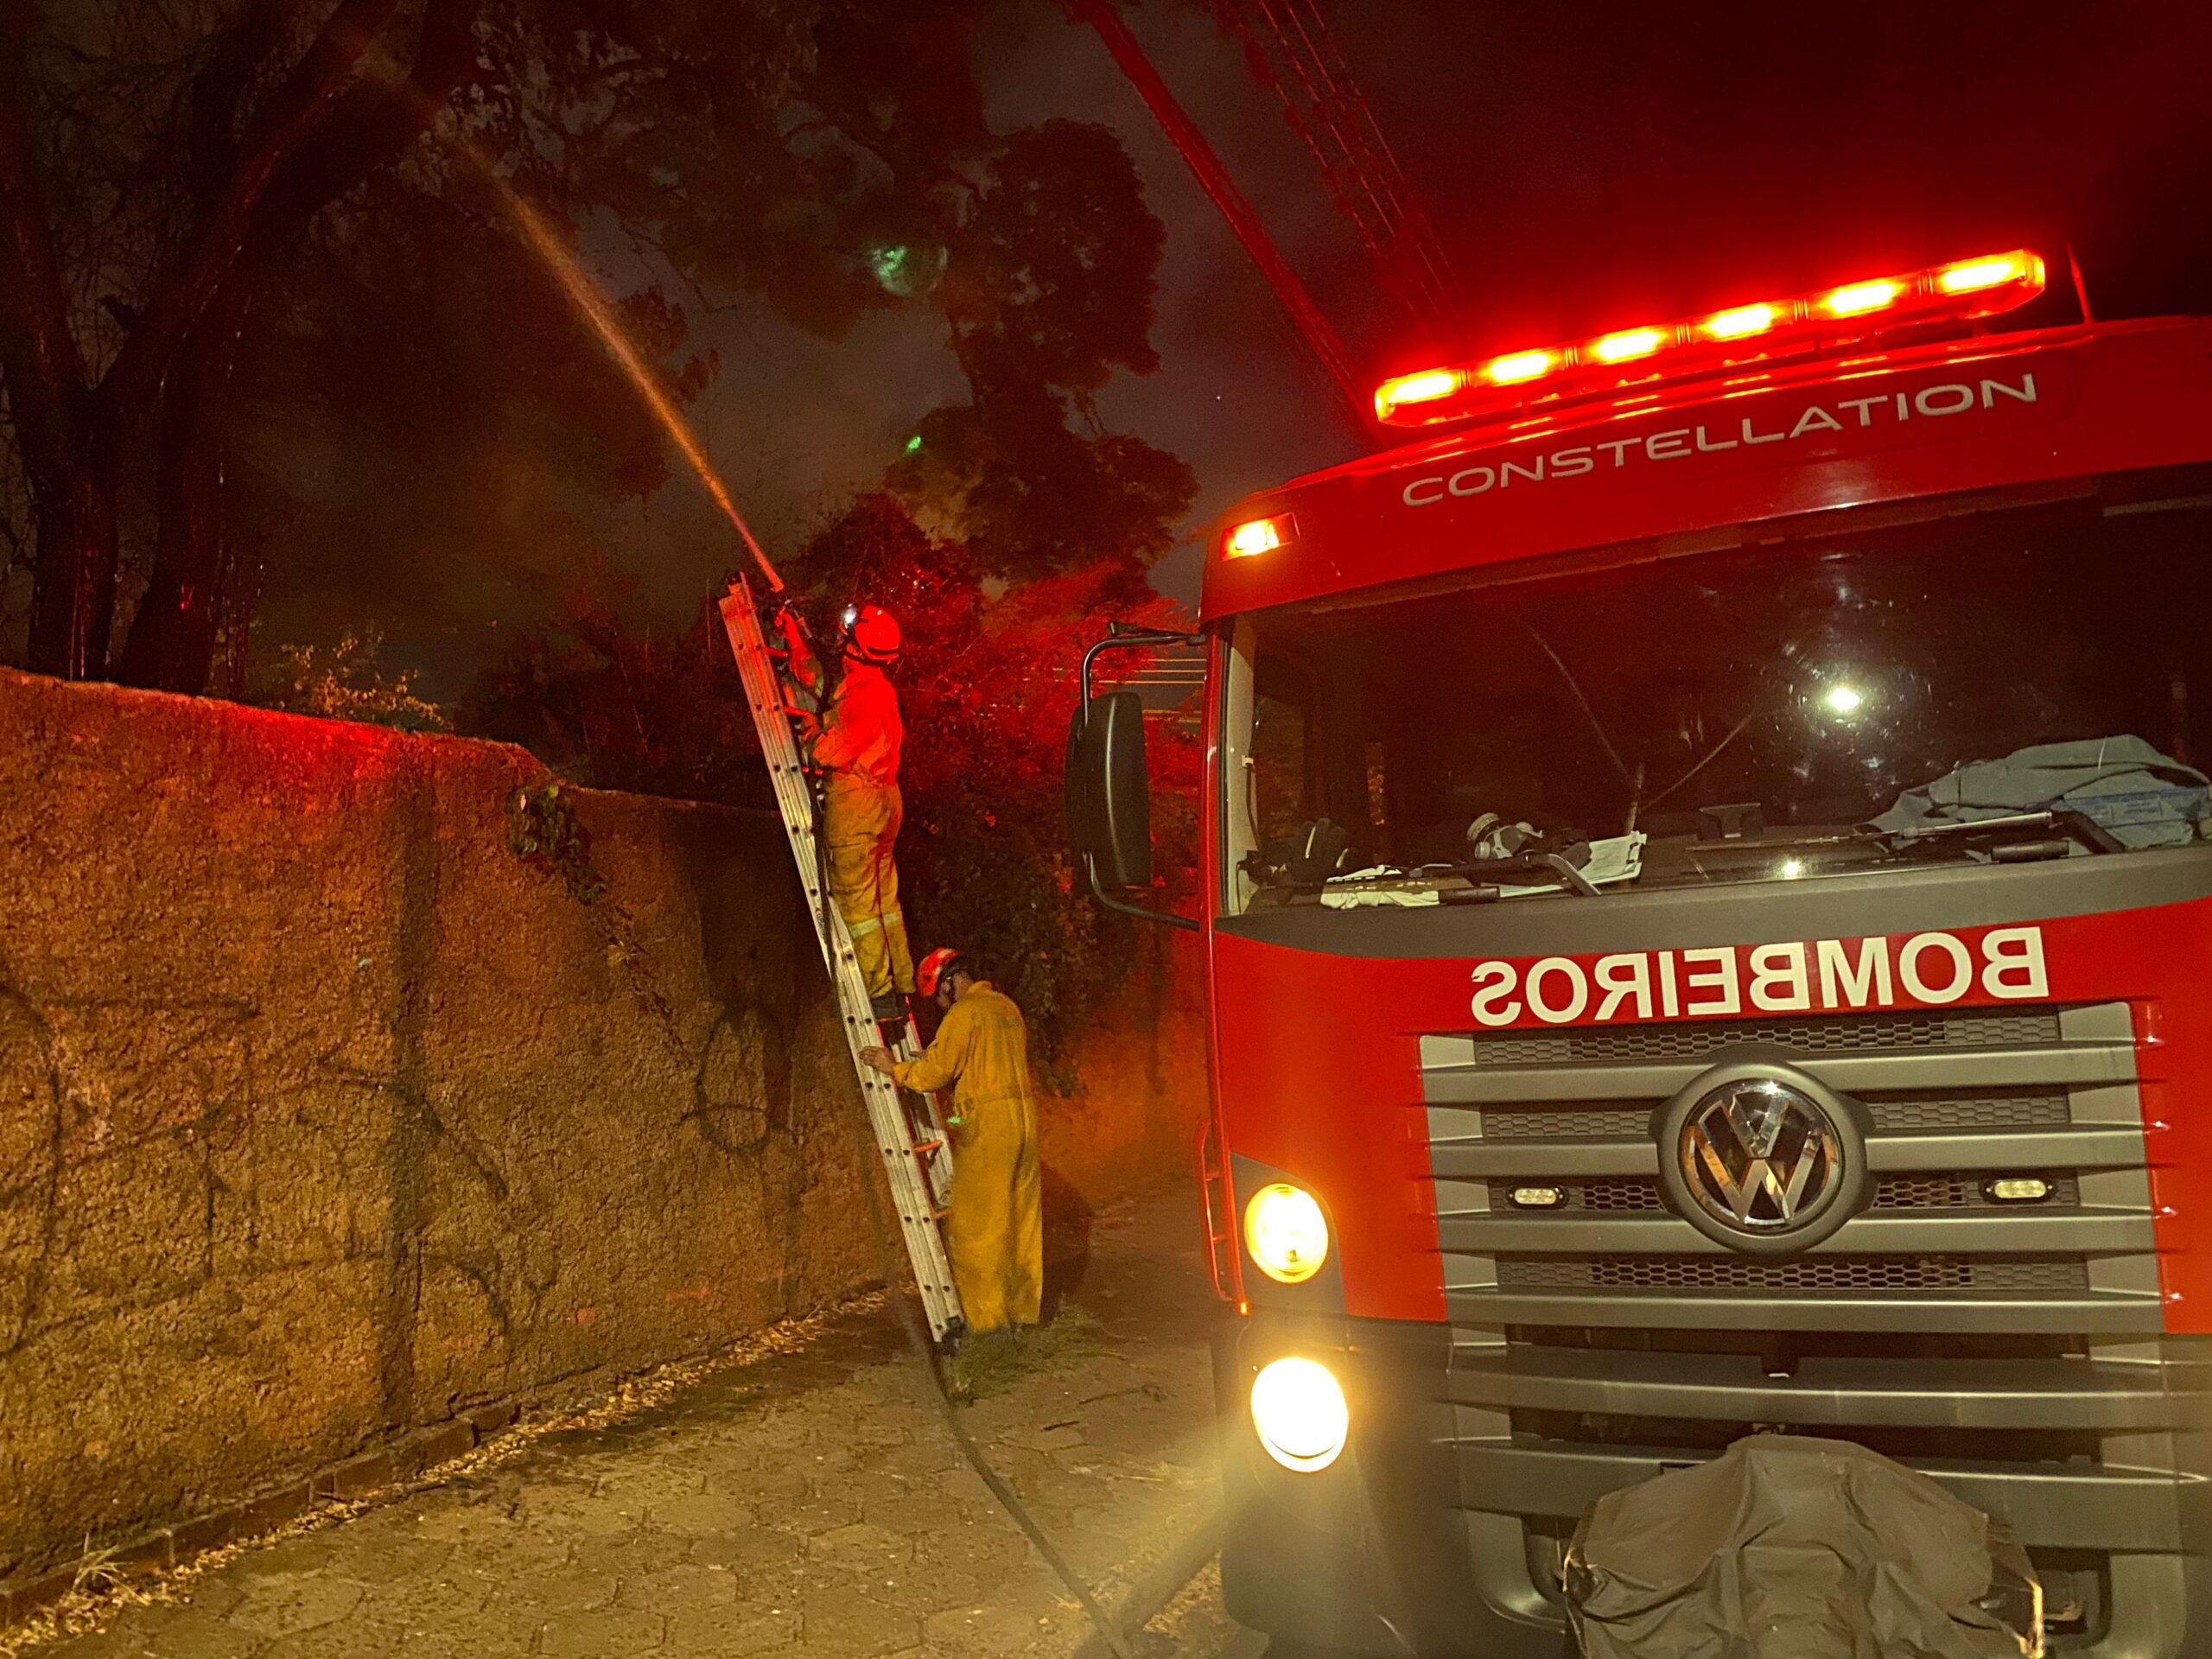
[823,777,913,1000]
[949,1094,1044,1333]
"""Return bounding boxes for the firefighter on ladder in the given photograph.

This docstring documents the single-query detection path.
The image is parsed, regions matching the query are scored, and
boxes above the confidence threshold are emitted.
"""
[861,947,1044,1341]
[776,601,914,1022]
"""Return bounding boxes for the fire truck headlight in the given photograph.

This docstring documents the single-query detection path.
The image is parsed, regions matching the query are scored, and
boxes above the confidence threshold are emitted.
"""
[1243,1182,1330,1284]
[1250,1357,1349,1472]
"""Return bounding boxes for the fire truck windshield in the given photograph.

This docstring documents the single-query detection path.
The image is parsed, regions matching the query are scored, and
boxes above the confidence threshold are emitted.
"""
[1225,479,2212,912]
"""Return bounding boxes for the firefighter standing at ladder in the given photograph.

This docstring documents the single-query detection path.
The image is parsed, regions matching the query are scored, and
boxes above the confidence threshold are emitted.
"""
[777,602,914,1020]
[861,948,1044,1337]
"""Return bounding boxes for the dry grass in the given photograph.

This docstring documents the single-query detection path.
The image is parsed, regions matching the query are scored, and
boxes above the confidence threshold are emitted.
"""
[953,1306,1115,1402]
[0,1288,891,1659]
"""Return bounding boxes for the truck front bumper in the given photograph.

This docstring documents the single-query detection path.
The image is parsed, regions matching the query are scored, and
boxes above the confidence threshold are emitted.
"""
[1216,1310,2212,1658]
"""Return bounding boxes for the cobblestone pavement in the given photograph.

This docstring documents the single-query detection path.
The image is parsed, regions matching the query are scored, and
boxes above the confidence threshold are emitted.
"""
[34,1185,1240,1659]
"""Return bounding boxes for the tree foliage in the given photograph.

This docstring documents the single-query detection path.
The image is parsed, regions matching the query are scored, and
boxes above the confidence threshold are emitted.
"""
[0,0,506,683]
[887,118,1196,581]
[751,493,1197,1068]
[458,491,1198,1070]
[942,119,1165,397]
[455,559,763,805]
[0,0,1190,694]
[891,381,1196,582]
[245,626,448,728]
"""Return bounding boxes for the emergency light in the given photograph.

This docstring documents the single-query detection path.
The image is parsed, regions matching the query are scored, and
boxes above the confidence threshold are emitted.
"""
[1224,511,1297,560]
[1374,248,2048,428]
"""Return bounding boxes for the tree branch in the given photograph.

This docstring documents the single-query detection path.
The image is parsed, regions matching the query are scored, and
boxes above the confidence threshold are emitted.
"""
[115,0,491,692]
[254,0,488,227]
[187,0,306,207]
[100,0,404,421]
[0,0,91,493]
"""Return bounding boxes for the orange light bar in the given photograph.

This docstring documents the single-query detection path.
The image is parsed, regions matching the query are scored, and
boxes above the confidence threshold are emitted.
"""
[1373,368,1464,421]
[1483,349,1556,385]
[1820,278,1903,318]
[1938,250,2044,295]
[1224,512,1295,560]
[1591,327,1665,364]
[1700,302,1777,340]
[1371,246,2049,428]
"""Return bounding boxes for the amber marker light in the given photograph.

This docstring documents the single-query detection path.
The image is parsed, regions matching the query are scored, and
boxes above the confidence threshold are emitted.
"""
[1223,512,1294,560]
[1590,327,1666,364]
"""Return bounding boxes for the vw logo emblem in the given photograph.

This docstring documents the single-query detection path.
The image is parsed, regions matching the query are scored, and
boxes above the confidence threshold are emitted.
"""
[1682,1081,1840,1231]
[1656,1059,1868,1254]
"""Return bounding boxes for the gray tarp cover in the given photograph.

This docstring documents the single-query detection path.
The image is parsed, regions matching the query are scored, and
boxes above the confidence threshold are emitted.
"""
[1563,1436,2041,1659]
[1868,734,2209,849]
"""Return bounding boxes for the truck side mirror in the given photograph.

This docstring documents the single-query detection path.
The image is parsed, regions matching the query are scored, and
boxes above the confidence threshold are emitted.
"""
[1065,626,1202,933]
[1065,690,1152,889]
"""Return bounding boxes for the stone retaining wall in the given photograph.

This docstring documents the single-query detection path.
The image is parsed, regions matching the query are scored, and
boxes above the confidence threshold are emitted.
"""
[0,667,1205,1593]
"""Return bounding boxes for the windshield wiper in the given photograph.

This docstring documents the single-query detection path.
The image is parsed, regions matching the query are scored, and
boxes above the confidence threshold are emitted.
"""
[1530,852,1602,895]
[1881,809,2125,860]
[1425,842,1611,898]
[1316,847,1616,909]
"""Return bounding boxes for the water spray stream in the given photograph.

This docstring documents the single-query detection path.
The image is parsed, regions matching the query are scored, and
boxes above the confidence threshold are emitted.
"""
[465,149,782,593]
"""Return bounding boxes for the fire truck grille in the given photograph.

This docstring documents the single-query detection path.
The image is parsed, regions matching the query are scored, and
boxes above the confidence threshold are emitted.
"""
[1496,1254,2091,1294]
[1420,999,2190,1587]
[1464,1006,2062,1066]
[1482,1089,2071,1140]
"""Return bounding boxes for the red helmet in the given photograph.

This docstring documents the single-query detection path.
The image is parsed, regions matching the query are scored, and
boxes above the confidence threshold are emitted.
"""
[916,947,964,998]
[841,603,900,664]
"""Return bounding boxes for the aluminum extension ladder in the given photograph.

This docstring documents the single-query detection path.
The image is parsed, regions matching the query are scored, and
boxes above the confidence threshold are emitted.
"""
[717,577,965,1344]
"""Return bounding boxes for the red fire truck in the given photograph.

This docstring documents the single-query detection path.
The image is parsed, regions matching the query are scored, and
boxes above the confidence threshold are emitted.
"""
[1071,249,2211,1655]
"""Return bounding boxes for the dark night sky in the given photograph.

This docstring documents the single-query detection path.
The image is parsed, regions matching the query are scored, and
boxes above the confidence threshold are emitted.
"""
[349,1,2212,668]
